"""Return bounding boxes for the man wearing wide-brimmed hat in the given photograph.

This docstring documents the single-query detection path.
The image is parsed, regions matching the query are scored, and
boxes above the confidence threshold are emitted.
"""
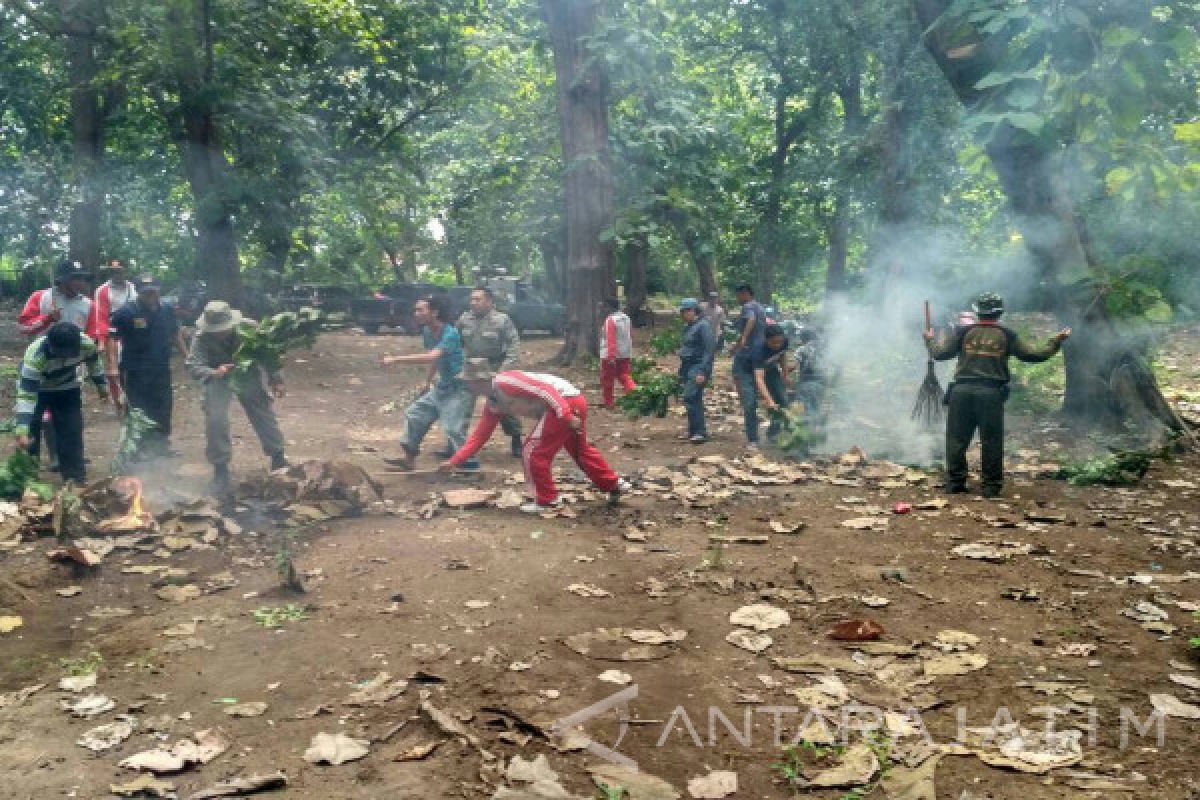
[186,301,288,494]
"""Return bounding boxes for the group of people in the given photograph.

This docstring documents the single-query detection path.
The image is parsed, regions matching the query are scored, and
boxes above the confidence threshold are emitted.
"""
[10,255,1071,504]
[381,287,628,513]
[13,259,290,493]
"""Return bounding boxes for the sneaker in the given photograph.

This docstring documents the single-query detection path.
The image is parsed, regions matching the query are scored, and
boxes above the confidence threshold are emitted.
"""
[520,500,562,514]
[269,452,289,471]
[608,478,632,505]
[457,459,481,471]
[689,434,708,444]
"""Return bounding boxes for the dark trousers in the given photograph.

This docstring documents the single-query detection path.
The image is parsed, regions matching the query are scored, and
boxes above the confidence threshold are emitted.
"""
[945,382,1005,491]
[123,366,173,453]
[38,389,84,482]
[680,364,708,437]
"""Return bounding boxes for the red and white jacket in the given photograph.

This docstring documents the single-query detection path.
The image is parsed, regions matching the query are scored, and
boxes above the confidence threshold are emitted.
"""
[88,280,138,344]
[449,371,582,465]
[17,288,96,337]
[600,312,633,360]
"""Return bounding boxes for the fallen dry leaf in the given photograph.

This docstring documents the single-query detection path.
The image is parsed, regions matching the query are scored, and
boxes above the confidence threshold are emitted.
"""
[302,732,371,765]
[1150,693,1200,719]
[188,771,289,798]
[393,739,445,762]
[110,774,176,798]
[686,770,737,799]
[725,629,773,653]
[828,618,884,642]
[728,603,790,631]
[223,701,268,718]
[0,615,24,634]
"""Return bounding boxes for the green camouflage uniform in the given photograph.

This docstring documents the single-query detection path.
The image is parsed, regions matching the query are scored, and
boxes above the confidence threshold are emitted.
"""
[927,322,1062,494]
[457,308,523,447]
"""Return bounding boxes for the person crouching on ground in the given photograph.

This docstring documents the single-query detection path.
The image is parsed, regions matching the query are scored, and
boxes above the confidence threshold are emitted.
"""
[677,298,716,443]
[381,294,476,471]
[598,297,636,409]
[441,359,629,513]
[751,324,792,443]
[186,301,289,495]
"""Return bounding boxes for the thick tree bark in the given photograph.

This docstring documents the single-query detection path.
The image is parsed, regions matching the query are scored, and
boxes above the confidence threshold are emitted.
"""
[541,0,615,361]
[825,76,864,300]
[60,0,107,269]
[166,0,242,302]
[622,232,649,326]
[913,0,1184,437]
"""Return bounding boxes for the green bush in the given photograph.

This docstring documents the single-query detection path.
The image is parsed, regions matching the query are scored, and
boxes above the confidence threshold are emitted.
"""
[649,328,682,356]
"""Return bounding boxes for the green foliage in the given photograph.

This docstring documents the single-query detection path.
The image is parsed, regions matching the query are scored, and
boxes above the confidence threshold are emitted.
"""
[594,785,627,800]
[111,409,157,475]
[769,407,816,453]
[1191,612,1200,653]
[1056,450,1156,487]
[59,651,104,677]
[629,356,659,382]
[648,328,682,356]
[231,307,324,390]
[252,604,309,628]
[0,447,52,501]
[617,370,680,418]
[1008,357,1066,415]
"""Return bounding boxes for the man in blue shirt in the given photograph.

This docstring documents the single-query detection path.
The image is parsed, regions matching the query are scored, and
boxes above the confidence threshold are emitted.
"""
[108,275,189,459]
[677,298,717,443]
[381,294,476,471]
[750,324,791,444]
[729,283,768,447]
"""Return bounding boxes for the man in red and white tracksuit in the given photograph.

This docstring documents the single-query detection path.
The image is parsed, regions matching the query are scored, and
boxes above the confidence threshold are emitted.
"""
[598,297,636,409]
[443,361,629,513]
[88,260,139,403]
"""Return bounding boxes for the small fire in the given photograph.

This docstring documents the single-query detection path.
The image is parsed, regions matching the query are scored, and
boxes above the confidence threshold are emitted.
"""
[96,477,156,533]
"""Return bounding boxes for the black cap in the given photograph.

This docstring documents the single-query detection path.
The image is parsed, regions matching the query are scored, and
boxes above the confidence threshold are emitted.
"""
[53,259,92,284]
[134,274,161,292]
[45,322,82,358]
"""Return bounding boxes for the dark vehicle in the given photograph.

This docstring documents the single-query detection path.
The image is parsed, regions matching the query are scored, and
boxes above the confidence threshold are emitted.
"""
[353,281,564,335]
[162,280,209,325]
[279,284,355,315]
[352,282,437,334]
[163,281,278,324]
[507,284,564,335]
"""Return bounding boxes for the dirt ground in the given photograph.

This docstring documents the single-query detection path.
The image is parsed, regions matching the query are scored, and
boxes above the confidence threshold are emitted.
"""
[1,318,1199,800]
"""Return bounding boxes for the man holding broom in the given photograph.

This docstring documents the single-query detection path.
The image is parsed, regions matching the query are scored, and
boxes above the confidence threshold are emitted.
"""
[924,292,1070,498]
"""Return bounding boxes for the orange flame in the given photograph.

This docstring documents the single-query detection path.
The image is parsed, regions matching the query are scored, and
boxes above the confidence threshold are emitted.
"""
[96,477,155,532]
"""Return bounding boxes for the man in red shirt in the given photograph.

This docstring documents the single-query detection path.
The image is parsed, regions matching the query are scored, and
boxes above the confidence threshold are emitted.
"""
[90,259,139,404]
[442,359,629,513]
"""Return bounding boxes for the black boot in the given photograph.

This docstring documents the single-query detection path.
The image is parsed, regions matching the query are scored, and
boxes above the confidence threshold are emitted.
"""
[270,452,289,471]
[510,436,523,458]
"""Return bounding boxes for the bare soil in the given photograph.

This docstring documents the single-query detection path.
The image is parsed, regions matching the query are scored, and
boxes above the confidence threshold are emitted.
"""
[1,321,1199,800]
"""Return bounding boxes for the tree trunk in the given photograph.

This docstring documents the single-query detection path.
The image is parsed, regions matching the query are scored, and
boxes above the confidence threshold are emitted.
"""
[825,76,864,300]
[623,232,650,326]
[663,207,719,298]
[541,0,615,361]
[754,87,789,305]
[913,0,1184,437]
[166,0,242,302]
[61,0,106,269]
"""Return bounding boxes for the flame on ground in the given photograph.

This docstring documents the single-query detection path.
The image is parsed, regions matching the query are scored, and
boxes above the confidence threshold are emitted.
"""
[95,476,156,532]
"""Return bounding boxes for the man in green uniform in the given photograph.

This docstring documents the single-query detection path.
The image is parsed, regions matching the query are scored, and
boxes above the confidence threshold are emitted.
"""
[456,287,523,457]
[925,292,1070,498]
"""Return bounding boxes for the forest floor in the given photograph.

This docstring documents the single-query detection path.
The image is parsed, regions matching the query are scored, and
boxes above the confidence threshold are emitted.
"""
[2,317,1200,800]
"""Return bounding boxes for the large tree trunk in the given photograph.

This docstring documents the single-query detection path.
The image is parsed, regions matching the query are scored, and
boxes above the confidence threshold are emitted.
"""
[825,76,864,300]
[166,0,242,302]
[622,232,650,327]
[541,0,615,362]
[61,0,106,269]
[663,207,719,298]
[914,0,1184,437]
[754,87,789,305]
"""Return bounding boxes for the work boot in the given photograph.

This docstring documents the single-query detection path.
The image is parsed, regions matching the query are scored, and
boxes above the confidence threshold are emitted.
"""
[608,478,632,506]
[269,452,289,471]
[383,447,416,471]
[510,436,523,458]
[212,463,232,496]
[981,485,1003,499]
